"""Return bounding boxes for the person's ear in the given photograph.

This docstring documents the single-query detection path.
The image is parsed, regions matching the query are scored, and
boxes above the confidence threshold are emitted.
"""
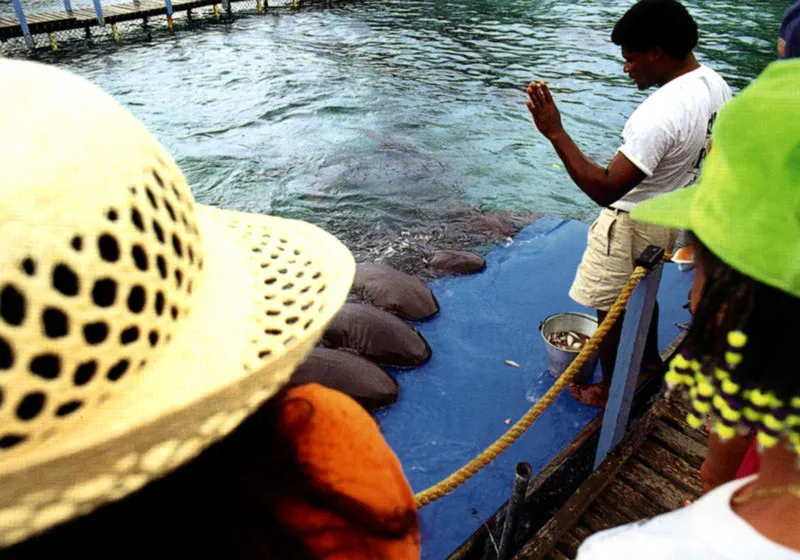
[649,45,663,61]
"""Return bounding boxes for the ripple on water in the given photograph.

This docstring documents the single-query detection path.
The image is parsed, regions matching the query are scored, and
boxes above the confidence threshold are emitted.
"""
[4,0,783,255]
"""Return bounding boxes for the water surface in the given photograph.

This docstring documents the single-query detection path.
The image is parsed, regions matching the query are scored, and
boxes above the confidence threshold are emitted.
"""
[5,0,784,257]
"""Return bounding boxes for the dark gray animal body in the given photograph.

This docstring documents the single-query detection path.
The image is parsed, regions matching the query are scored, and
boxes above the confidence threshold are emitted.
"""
[322,303,432,368]
[288,347,399,411]
[352,263,439,321]
[428,250,486,275]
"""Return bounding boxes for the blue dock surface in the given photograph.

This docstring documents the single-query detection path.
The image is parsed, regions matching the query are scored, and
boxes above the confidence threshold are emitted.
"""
[376,216,693,560]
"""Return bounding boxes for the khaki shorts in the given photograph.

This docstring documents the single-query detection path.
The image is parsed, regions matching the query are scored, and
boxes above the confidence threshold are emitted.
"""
[569,208,678,311]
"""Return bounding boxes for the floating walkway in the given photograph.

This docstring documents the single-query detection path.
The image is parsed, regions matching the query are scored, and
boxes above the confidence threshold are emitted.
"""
[0,0,311,49]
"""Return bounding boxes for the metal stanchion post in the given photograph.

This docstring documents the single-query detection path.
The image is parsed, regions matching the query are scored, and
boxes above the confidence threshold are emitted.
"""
[11,0,34,49]
[91,0,104,25]
[594,246,665,468]
[164,0,174,31]
[497,462,532,560]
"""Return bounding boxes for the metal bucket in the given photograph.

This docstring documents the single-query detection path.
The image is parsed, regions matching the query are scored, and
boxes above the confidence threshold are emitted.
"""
[539,312,600,384]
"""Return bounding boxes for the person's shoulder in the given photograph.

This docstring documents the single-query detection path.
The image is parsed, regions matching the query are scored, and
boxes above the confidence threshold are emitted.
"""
[577,479,755,560]
[696,64,732,88]
[629,66,730,124]
[625,85,683,129]
[576,507,697,559]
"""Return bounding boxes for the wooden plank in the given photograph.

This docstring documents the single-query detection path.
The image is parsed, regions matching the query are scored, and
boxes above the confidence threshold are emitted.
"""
[660,401,709,446]
[617,458,696,511]
[638,438,703,496]
[71,7,98,20]
[103,6,135,15]
[579,507,611,535]
[569,521,592,543]
[649,419,707,470]
[603,478,667,520]
[554,543,575,560]
[24,10,67,17]
[668,393,697,418]
[586,494,636,528]
[544,548,571,560]
[25,12,73,22]
[107,7,166,22]
[592,489,637,524]
[556,530,582,559]
[139,0,167,8]
[513,401,663,560]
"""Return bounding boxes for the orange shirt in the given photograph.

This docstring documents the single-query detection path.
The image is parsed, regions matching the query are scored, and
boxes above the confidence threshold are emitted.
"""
[277,384,420,560]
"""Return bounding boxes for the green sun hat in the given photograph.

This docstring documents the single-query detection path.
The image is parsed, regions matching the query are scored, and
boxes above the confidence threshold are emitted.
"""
[631,59,800,298]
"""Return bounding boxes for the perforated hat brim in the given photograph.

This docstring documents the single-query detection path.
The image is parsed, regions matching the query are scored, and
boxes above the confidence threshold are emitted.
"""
[0,206,354,545]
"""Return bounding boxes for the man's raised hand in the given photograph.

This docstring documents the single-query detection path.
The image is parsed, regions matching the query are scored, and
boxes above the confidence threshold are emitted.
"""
[526,81,565,141]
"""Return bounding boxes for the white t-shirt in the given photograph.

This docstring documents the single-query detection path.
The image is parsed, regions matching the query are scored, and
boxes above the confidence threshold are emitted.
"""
[612,64,732,211]
[575,476,800,559]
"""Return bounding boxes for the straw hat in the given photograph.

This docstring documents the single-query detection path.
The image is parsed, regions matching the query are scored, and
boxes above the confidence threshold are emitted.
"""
[0,58,355,546]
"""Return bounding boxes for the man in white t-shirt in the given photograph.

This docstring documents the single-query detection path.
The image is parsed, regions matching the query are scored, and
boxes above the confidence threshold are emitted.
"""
[526,0,731,407]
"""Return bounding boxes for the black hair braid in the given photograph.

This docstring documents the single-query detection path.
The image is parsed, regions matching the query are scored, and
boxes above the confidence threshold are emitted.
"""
[684,236,800,404]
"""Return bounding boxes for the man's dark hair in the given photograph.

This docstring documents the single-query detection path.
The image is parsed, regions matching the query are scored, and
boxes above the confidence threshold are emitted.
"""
[612,0,699,59]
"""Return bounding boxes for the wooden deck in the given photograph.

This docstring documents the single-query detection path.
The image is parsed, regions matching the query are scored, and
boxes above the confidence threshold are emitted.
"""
[514,394,707,559]
[0,0,249,41]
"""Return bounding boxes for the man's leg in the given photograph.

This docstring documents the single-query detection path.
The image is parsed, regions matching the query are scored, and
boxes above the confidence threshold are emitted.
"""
[571,302,660,407]
[632,219,677,371]
[599,302,662,379]
[643,301,663,369]
[568,308,621,407]
[597,308,623,385]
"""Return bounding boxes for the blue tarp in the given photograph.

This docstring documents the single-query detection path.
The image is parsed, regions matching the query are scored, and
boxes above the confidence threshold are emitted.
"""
[376,216,693,560]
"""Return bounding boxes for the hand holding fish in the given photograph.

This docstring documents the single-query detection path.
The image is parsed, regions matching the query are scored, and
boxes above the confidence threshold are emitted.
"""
[526,81,565,141]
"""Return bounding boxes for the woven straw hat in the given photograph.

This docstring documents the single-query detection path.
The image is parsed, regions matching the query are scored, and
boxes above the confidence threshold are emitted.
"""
[0,59,355,546]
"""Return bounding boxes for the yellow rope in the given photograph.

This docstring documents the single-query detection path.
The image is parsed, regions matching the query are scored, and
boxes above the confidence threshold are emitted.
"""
[414,265,652,508]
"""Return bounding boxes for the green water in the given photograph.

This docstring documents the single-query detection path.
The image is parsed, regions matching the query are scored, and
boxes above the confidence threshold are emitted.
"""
[8,0,786,256]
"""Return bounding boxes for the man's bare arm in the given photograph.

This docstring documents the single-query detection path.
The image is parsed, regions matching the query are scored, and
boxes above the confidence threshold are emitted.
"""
[526,81,646,207]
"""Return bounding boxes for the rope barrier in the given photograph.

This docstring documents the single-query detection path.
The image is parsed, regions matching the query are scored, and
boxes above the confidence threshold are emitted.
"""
[413,260,660,509]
